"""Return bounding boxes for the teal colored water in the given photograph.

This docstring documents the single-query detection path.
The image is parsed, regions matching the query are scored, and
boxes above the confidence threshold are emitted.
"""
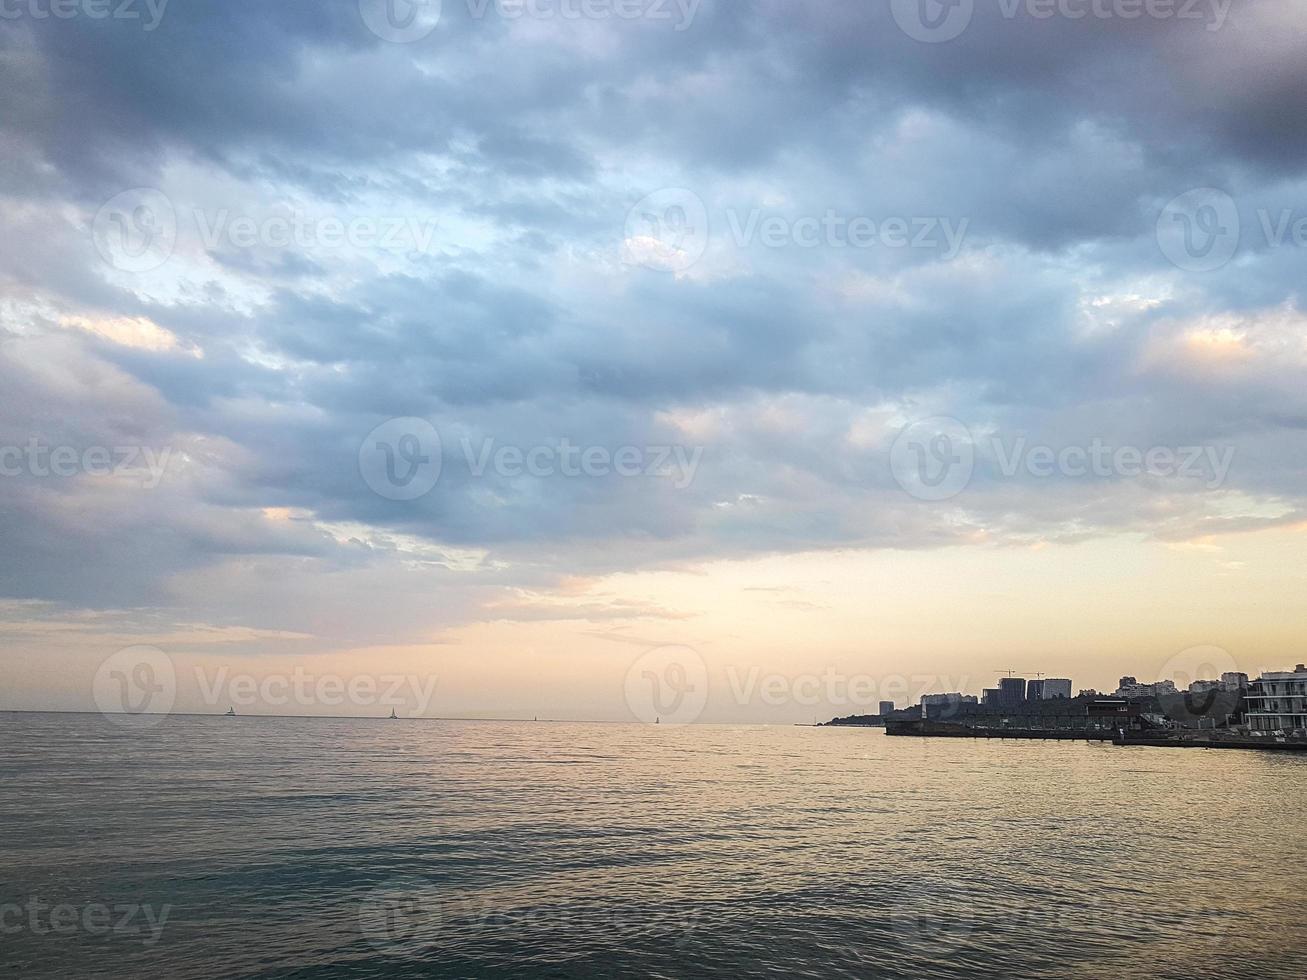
[1,712,1304,979]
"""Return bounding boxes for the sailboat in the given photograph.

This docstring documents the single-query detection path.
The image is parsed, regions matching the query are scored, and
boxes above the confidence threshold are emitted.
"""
[224,706,236,716]
[389,707,398,720]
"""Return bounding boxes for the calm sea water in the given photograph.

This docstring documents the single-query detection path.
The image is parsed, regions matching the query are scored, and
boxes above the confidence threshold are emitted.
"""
[2,711,1304,979]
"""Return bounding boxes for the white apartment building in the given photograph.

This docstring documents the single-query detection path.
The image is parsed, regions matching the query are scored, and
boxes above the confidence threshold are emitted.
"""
[1245,666,1307,733]
[1114,679,1179,699]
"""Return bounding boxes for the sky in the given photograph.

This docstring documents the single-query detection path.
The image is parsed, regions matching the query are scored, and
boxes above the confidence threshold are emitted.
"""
[1,0,1306,723]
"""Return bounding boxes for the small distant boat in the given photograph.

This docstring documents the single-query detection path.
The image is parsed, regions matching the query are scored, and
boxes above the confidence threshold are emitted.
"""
[224,706,236,717]
[389,708,398,720]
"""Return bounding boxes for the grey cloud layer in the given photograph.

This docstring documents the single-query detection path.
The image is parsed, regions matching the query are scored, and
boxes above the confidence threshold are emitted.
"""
[1,0,1305,635]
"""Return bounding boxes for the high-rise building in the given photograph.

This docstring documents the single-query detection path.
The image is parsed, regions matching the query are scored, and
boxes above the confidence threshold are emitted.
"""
[1026,679,1045,700]
[1042,679,1073,700]
[879,700,896,717]
[982,689,1000,707]
[998,677,1027,706]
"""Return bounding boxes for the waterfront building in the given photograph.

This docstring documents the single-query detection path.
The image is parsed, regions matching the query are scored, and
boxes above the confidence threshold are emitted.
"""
[879,700,896,717]
[884,695,1144,738]
[1245,666,1307,733]
[1027,679,1045,700]
[982,689,1000,707]
[1042,679,1073,700]
[920,693,979,720]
